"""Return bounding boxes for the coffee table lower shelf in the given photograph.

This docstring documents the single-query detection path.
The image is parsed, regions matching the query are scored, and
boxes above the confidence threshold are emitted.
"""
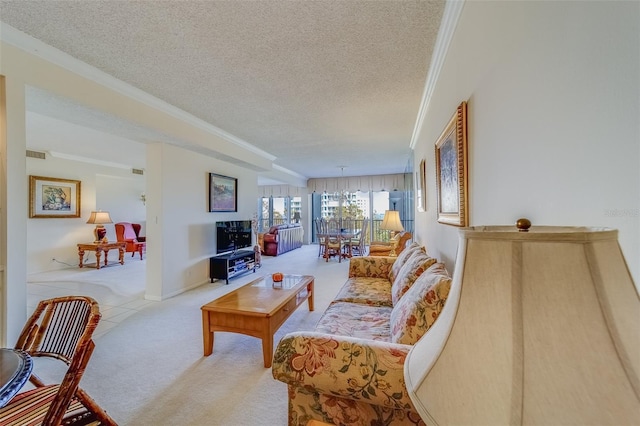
[201,274,314,368]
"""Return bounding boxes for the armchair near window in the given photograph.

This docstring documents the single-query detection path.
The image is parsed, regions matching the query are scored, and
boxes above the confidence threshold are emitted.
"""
[115,222,146,259]
[368,231,412,257]
[263,224,303,256]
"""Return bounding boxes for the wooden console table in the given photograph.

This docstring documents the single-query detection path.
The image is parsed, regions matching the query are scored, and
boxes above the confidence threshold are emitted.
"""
[77,242,125,269]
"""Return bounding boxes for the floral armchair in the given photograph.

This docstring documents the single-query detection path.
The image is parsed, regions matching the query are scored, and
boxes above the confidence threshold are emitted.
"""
[272,333,423,426]
[369,231,413,257]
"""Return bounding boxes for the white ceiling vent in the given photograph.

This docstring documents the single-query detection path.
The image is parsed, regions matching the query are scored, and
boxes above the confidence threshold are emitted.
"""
[26,150,46,159]
[132,168,144,175]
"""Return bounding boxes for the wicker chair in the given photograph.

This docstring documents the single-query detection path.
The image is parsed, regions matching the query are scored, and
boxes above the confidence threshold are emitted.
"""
[0,296,117,426]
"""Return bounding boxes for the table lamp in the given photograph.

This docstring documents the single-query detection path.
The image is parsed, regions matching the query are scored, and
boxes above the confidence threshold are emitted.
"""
[380,210,404,256]
[404,222,639,424]
[86,210,113,242]
[292,212,301,223]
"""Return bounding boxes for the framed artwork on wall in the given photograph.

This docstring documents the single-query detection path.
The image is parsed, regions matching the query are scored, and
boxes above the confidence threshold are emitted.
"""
[415,158,426,212]
[435,101,468,226]
[29,175,81,218]
[209,173,238,212]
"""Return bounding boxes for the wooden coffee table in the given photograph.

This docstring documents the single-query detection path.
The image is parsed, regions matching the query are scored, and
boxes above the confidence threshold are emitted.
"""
[201,274,314,367]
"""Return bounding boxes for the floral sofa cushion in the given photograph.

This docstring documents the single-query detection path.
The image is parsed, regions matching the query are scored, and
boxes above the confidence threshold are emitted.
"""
[333,277,393,307]
[391,251,437,305]
[388,242,424,283]
[390,262,452,345]
[348,256,395,279]
[315,302,393,341]
[272,332,424,426]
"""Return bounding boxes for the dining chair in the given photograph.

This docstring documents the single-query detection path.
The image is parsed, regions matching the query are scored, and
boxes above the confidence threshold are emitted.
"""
[341,217,353,232]
[324,218,343,262]
[345,219,368,256]
[315,218,327,258]
[0,296,117,426]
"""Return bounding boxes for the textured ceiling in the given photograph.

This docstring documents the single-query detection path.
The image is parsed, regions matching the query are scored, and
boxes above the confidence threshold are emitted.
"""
[1,0,445,180]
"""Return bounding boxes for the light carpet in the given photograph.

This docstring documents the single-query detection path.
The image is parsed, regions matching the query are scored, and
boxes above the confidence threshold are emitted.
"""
[62,246,349,425]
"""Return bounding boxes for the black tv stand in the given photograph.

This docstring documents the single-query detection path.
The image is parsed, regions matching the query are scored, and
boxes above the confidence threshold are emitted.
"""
[210,249,256,284]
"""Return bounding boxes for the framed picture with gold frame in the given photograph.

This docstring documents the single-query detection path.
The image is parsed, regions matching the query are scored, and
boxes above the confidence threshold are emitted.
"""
[435,101,468,226]
[29,175,81,218]
[415,158,426,212]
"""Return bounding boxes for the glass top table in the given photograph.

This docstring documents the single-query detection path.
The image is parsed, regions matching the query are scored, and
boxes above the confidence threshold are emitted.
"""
[0,348,33,408]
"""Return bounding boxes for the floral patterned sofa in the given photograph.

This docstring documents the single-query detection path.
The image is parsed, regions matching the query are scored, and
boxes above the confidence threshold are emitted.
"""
[272,242,452,426]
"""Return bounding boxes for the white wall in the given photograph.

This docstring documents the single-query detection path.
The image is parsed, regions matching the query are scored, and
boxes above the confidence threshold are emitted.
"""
[413,1,639,285]
[145,143,259,300]
[26,138,259,298]
[26,156,145,273]
[96,173,146,237]
[26,113,146,273]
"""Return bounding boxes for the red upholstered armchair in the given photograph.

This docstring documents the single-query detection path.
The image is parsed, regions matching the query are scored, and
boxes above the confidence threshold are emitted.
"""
[115,222,146,259]
[262,226,280,256]
[262,224,304,256]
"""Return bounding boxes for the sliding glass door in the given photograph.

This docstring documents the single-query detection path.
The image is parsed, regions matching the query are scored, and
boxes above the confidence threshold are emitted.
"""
[311,190,412,244]
[258,196,302,232]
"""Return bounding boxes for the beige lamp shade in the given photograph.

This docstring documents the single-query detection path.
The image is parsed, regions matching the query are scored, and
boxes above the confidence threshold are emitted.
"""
[380,210,404,232]
[86,210,113,242]
[405,225,639,425]
[380,210,404,258]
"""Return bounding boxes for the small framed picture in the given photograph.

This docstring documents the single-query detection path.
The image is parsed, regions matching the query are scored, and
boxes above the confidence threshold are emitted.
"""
[209,173,238,212]
[435,101,468,226]
[29,175,81,218]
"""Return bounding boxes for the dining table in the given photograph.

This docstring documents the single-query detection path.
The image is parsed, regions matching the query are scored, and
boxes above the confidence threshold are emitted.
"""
[318,229,361,260]
[0,348,33,408]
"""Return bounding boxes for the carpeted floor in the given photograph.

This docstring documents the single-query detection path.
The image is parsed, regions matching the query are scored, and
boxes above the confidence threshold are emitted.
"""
[39,245,350,425]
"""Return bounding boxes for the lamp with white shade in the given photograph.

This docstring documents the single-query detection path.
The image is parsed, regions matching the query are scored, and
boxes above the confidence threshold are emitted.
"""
[380,210,404,257]
[404,222,639,424]
[86,210,113,242]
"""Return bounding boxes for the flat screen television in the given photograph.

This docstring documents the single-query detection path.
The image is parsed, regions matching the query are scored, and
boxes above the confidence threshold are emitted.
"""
[216,220,252,254]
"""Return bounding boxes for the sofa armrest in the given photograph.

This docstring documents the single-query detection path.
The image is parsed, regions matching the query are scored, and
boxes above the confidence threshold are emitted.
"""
[348,256,395,279]
[263,233,278,243]
[272,332,414,411]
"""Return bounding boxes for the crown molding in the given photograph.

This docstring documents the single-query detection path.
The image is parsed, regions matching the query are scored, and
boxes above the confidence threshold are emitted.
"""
[410,0,465,150]
[273,163,306,180]
[0,22,277,162]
